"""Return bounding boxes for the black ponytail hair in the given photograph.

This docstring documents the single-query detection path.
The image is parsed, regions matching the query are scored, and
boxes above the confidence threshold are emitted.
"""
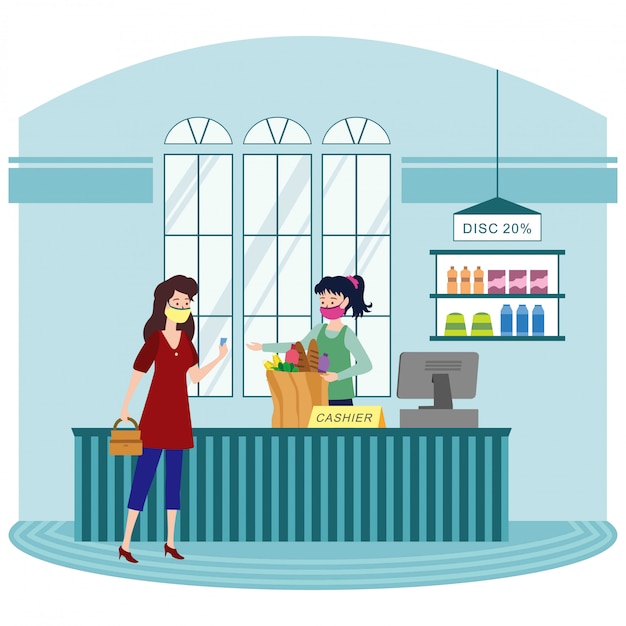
[314,274,372,318]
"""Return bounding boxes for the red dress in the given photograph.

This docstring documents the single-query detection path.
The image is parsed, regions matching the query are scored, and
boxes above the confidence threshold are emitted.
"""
[133,330,198,449]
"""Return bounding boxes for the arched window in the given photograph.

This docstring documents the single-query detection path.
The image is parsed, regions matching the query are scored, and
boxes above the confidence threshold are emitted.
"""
[244,117,311,144]
[242,117,312,395]
[163,118,233,397]
[323,117,390,145]
[321,117,391,397]
[165,117,232,144]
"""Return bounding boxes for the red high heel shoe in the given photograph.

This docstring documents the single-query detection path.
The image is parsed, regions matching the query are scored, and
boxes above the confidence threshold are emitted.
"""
[118,546,138,563]
[164,543,184,560]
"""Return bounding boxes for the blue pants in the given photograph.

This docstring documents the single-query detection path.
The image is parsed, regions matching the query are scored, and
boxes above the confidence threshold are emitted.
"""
[328,399,353,406]
[127,448,183,511]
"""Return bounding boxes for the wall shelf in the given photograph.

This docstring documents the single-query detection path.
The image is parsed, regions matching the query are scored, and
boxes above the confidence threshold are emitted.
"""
[430,249,565,341]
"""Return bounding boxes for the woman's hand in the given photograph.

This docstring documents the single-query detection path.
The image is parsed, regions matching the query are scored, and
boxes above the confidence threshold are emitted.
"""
[119,409,130,422]
[246,341,262,351]
[320,372,339,383]
[218,342,229,360]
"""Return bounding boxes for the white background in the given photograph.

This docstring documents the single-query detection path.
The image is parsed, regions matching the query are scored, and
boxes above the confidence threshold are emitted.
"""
[1,1,624,623]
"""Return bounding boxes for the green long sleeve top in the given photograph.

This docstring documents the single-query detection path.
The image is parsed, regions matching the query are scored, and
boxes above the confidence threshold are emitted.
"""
[262,323,372,382]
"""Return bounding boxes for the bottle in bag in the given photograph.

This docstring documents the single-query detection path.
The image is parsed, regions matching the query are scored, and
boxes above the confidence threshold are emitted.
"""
[500,304,513,336]
[516,304,529,336]
[318,353,330,373]
[285,344,299,365]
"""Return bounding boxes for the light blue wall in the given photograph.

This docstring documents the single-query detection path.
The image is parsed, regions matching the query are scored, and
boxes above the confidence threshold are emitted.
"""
[16,37,608,521]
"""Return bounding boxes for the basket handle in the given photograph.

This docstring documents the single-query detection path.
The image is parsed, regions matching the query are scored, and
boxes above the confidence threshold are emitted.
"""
[113,417,139,430]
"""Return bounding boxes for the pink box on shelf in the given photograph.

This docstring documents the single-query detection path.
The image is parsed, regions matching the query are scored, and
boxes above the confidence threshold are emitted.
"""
[530,269,548,294]
[487,269,506,294]
[508,269,527,294]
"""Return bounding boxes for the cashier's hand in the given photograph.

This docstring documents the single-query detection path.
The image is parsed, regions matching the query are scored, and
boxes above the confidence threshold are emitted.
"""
[320,372,339,382]
[246,342,262,351]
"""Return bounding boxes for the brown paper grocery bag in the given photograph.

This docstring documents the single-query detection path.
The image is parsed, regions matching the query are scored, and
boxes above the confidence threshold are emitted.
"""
[266,370,329,427]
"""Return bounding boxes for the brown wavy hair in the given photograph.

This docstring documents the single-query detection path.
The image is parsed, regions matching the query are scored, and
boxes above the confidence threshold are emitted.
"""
[143,275,199,341]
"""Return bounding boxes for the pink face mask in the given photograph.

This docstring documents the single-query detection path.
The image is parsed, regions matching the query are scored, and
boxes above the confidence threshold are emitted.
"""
[320,305,345,320]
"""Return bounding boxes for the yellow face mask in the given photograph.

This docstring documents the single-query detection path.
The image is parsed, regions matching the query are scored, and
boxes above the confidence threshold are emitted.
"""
[164,305,192,324]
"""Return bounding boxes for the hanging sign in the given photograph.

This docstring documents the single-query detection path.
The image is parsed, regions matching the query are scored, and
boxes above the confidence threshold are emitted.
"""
[453,200,542,242]
[307,406,386,428]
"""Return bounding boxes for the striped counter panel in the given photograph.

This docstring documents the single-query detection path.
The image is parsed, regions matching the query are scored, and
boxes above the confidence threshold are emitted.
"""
[72,428,510,542]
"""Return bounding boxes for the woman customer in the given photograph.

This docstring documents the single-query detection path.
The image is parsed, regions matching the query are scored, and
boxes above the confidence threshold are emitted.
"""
[117,275,228,563]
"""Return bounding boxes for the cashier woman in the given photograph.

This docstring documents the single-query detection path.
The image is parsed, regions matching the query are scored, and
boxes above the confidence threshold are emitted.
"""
[246,274,373,405]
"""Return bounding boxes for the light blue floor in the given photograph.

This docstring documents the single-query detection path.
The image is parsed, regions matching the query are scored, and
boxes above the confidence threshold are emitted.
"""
[9,520,617,590]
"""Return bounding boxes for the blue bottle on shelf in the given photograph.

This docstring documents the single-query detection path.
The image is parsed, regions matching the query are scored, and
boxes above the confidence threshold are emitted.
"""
[500,304,513,336]
[532,304,545,336]
[516,304,529,336]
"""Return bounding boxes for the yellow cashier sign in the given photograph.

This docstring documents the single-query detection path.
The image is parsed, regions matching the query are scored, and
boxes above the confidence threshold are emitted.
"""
[307,406,386,428]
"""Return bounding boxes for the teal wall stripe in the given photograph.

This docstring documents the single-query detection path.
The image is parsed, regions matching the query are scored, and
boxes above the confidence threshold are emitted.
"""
[196,436,207,541]
[311,434,321,540]
[501,436,509,541]
[145,455,157,541]
[295,435,305,540]
[451,436,460,541]
[385,437,393,540]
[189,445,198,541]
[81,436,92,541]
[408,436,418,541]
[278,436,288,540]
[106,441,115,541]
[287,436,296,541]
[484,437,493,540]
[9,167,153,203]
[228,435,238,541]
[401,166,617,203]
[221,438,230,541]
[393,436,403,541]
[96,436,107,541]
[468,437,476,541]
[238,437,247,542]
[435,436,443,541]
[442,435,452,541]
[114,456,124,541]
[155,456,165,542]
[303,436,312,541]
[459,435,469,541]
[213,435,223,541]
[475,435,485,541]
[419,437,428,540]
[180,449,191,541]
[270,437,280,541]
[205,438,214,541]
[353,436,362,540]
[360,436,370,540]
[253,437,262,541]
[344,436,354,541]
[74,438,82,540]
[320,437,329,541]
[426,436,436,541]
[335,437,345,541]
[401,437,410,541]
[327,435,338,541]
[262,435,271,541]
[369,437,378,541]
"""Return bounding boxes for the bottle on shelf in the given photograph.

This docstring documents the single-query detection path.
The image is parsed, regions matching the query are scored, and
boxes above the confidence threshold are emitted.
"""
[532,304,545,336]
[473,266,484,294]
[447,266,458,294]
[516,304,529,336]
[317,353,330,373]
[460,266,471,294]
[500,304,513,336]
